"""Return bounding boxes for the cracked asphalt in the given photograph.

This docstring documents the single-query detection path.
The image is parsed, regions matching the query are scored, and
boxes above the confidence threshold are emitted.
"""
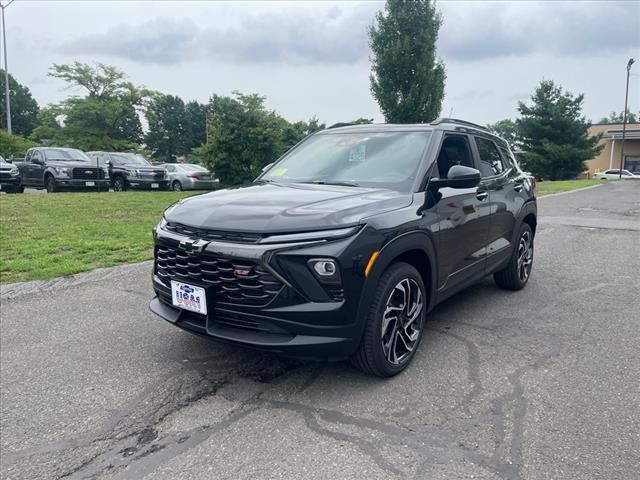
[1,181,639,480]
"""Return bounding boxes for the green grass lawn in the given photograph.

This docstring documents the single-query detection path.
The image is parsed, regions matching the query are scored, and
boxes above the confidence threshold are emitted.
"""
[0,191,199,284]
[536,179,606,196]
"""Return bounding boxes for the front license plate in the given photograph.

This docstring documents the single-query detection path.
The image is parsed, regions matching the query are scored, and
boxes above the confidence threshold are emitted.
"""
[171,281,207,315]
[85,181,95,186]
[151,183,159,188]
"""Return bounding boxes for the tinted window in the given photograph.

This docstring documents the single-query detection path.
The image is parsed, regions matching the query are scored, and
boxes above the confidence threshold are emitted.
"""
[42,148,90,162]
[436,135,474,178]
[262,131,432,192]
[475,137,505,177]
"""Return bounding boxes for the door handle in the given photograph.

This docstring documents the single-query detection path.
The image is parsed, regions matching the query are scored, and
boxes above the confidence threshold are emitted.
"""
[476,190,488,201]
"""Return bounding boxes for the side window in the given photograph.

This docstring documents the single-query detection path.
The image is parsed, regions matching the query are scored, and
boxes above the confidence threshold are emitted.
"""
[497,143,515,170]
[25,150,32,162]
[32,151,43,164]
[435,134,474,178]
[474,137,505,177]
[165,165,176,172]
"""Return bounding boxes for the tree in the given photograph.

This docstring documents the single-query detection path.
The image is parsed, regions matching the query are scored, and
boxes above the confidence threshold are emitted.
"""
[197,92,317,185]
[487,119,521,148]
[369,0,446,123]
[45,62,148,150]
[145,95,208,162]
[0,70,39,137]
[598,110,638,124]
[517,80,603,180]
[0,130,36,158]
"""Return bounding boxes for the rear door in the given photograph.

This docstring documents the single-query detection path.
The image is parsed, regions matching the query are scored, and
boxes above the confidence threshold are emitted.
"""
[471,135,522,272]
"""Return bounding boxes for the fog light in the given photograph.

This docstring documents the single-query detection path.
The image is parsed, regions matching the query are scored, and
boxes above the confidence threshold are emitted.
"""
[312,260,336,277]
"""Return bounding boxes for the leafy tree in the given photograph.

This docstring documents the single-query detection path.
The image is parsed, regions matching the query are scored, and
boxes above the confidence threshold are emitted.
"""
[487,119,521,148]
[197,92,318,185]
[29,106,64,145]
[0,130,36,158]
[45,62,148,150]
[598,110,638,124]
[0,70,39,137]
[145,95,208,162]
[369,0,446,123]
[517,80,603,180]
[351,118,374,125]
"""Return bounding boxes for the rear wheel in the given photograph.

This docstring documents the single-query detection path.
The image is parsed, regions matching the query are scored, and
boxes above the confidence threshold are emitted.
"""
[494,223,534,290]
[352,262,426,377]
[172,180,182,191]
[45,175,59,193]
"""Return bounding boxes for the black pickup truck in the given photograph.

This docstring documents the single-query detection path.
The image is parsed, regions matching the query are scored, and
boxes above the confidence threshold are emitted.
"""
[0,156,23,193]
[86,151,168,191]
[16,147,110,192]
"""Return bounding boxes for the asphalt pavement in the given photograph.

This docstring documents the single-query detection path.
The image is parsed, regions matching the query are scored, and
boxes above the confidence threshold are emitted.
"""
[1,181,639,480]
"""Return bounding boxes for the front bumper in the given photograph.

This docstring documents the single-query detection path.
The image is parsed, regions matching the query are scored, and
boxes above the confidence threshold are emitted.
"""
[149,226,374,360]
[56,178,111,189]
[0,176,21,189]
[128,179,169,190]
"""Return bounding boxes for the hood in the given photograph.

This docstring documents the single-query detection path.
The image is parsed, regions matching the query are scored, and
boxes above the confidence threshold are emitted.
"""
[47,161,97,168]
[165,182,412,233]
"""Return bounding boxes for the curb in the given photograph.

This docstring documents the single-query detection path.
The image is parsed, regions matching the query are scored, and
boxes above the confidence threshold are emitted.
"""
[538,183,605,199]
[0,260,153,301]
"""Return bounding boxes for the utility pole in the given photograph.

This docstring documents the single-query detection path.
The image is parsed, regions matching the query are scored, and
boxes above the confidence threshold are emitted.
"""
[618,58,635,180]
[0,0,14,134]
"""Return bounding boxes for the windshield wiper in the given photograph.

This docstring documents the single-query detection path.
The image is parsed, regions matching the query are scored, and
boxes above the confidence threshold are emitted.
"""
[304,180,361,187]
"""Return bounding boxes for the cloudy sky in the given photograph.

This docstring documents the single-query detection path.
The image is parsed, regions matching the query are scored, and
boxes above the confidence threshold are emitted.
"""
[6,0,639,126]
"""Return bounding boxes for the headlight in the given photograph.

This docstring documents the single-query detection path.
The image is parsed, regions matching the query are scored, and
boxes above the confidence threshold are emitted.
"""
[128,168,139,178]
[54,167,71,177]
[259,226,360,244]
[157,216,168,231]
[9,167,19,176]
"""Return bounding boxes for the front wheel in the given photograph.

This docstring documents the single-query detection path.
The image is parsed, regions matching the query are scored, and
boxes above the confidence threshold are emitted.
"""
[352,262,427,377]
[172,180,182,191]
[494,223,534,290]
[112,176,126,192]
[45,175,59,193]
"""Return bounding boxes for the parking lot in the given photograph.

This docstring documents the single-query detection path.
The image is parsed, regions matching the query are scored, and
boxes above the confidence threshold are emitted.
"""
[1,181,639,479]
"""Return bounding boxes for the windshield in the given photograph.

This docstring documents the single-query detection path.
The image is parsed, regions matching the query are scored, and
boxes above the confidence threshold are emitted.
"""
[43,148,90,162]
[181,164,208,172]
[261,131,431,191]
[110,153,151,166]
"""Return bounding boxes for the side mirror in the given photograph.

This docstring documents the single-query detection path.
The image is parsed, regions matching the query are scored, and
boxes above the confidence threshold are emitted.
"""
[261,162,274,173]
[429,165,481,190]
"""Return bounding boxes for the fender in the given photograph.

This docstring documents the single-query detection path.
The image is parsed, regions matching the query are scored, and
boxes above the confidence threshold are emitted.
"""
[42,167,59,188]
[511,199,537,246]
[353,230,439,342]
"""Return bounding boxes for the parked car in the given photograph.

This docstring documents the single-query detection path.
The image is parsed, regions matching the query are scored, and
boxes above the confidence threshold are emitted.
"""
[16,148,109,193]
[149,119,537,377]
[592,169,640,180]
[162,163,217,191]
[86,152,169,191]
[0,156,22,193]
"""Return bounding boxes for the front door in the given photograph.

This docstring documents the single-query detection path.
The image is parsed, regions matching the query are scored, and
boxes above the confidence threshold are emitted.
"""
[428,134,492,294]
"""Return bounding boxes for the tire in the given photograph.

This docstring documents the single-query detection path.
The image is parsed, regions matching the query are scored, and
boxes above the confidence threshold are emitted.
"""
[112,176,126,192]
[16,185,24,193]
[494,223,534,291]
[172,180,182,192]
[45,175,59,193]
[352,262,427,377]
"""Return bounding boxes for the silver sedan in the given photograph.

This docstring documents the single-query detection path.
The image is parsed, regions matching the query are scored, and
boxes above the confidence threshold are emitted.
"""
[162,164,218,191]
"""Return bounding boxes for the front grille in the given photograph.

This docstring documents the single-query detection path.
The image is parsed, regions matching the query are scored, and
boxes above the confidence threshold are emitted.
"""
[72,167,103,180]
[164,222,261,244]
[0,171,13,179]
[140,172,165,180]
[155,245,283,306]
[326,286,345,302]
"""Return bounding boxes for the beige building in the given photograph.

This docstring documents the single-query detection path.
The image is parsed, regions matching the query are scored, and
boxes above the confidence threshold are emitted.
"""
[586,123,640,176]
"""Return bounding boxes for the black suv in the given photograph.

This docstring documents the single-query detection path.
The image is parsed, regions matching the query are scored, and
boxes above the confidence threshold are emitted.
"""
[149,119,537,377]
[86,152,168,191]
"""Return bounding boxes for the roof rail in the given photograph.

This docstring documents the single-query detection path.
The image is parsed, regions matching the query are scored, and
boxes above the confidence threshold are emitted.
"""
[327,122,355,129]
[431,118,487,130]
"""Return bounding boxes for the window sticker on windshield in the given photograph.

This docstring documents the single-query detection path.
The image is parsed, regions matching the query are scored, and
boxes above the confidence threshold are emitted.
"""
[270,167,288,177]
[349,144,366,162]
